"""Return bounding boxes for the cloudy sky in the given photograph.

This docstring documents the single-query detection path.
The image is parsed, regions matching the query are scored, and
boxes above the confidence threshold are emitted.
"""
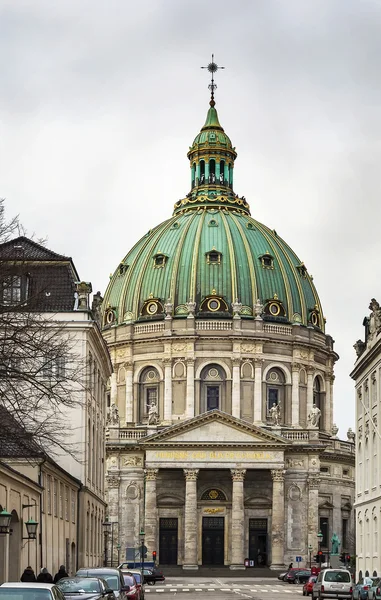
[1,0,380,436]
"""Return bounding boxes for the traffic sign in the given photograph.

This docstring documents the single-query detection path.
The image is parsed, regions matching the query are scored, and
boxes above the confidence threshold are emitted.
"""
[296,556,303,562]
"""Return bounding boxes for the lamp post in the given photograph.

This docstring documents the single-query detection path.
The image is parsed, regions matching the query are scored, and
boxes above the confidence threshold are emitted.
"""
[0,509,12,535]
[139,530,145,581]
[317,530,323,570]
[116,543,121,567]
[308,544,313,568]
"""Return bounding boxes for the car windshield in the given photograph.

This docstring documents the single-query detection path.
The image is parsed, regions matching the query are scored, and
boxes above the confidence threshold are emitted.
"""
[0,591,52,600]
[131,575,141,585]
[122,577,134,588]
[57,579,101,594]
[325,572,351,583]
[77,575,118,592]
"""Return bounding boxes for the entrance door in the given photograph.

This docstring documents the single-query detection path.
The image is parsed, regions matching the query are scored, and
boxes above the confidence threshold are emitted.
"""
[159,518,178,565]
[202,517,224,565]
[249,518,268,566]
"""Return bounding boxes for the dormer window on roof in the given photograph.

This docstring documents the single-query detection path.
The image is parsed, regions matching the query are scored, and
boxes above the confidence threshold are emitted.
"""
[200,292,229,314]
[259,252,274,269]
[206,249,221,264]
[141,297,164,318]
[153,253,168,269]
[264,294,286,318]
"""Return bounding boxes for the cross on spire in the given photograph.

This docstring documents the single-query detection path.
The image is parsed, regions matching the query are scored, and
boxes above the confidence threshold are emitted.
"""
[201,54,225,106]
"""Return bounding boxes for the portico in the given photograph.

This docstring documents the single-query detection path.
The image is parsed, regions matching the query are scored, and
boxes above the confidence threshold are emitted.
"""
[141,411,287,569]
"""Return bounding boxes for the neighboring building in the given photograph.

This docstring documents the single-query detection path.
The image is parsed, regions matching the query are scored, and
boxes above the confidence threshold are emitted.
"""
[102,92,355,568]
[351,299,381,578]
[0,238,112,578]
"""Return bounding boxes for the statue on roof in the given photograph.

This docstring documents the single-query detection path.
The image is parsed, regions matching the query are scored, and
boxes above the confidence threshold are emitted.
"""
[269,402,281,426]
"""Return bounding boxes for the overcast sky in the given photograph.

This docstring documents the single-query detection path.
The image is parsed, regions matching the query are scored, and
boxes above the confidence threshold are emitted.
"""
[1,0,380,437]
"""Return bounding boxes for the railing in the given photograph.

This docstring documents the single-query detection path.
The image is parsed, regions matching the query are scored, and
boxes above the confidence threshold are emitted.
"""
[119,429,147,440]
[134,323,165,334]
[281,431,310,441]
[263,323,292,336]
[196,321,233,331]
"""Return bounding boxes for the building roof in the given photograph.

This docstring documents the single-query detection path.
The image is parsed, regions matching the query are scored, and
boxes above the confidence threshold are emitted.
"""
[103,100,324,330]
[0,405,43,459]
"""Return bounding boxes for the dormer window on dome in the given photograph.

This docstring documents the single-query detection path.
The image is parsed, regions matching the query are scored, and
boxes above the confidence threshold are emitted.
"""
[104,307,117,327]
[309,305,321,328]
[206,249,221,264]
[141,297,164,318]
[153,253,168,269]
[264,294,286,318]
[200,291,229,314]
[259,252,274,269]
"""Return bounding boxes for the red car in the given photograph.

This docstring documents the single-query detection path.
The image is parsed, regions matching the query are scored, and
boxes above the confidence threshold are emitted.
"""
[122,574,140,600]
[303,576,317,596]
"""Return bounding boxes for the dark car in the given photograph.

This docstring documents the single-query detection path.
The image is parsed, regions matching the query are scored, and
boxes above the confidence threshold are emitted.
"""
[281,568,305,582]
[57,578,115,600]
[141,569,165,586]
[75,569,130,600]
[286,570,312,584]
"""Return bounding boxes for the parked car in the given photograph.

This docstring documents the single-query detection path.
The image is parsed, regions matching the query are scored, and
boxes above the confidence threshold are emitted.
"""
[75,568,130,600]
[353,578,379,600]
[140,569,165,586]
[57,578,115,600]
[280,568,306,582]
[312,568,352,600]
[120,574,140,600]
[303,576,317,596]
[368,578,381,600]
[121,571,144,600]
[118,563,155,571]
[287,570,311,584]
[0,583,65,600]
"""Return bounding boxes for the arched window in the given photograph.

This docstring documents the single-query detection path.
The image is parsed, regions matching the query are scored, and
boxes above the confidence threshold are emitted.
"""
[373,433,378,488]
[313,376,324,429]
[220,160,225,184]
[192,162,196,188]
[200,365,226,413]
[139,367,160,424]
[200,160,205,184]
[374,514,378,555]
[209,159,216,183]
[201,488,227,501]
[358,442,362,492]
[266,368,285,423]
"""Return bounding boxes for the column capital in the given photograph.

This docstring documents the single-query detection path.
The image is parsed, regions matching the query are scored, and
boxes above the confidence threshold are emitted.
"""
[162,357,172,366]
[186,358,195,366]
[292,362,301,372]
[231,468,246,482]
[254,358,264,366]
[144,468,159,481]
[124,361,134,370]
[232,358,241,368]
[271,469,285,482]
[106,475,120,489]
[184,468,199,481]
[307,366,315,375]
[308,474,320,490]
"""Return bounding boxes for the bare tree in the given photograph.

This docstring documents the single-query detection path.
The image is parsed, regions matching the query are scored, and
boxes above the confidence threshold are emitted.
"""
[0,199,87,459]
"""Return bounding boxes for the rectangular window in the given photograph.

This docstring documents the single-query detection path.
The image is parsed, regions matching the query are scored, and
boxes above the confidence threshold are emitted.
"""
[47,475,52,515]
[71,490,76,523]
[41,473,45,514]
[206,385,219,410]
[2,275,21,305]
[342,519,348,549]
[65,486,69,521]
[146,387,157,412]
[319,516,329,548]
[53,479,58,517]
[267,388,279,411]
[59,482,63,519]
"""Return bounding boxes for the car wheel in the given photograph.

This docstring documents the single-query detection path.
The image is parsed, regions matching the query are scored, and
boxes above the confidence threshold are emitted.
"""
[303,591,306,596]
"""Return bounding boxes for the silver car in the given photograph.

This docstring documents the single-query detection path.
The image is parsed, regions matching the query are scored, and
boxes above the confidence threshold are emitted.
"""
[312,569,353,600]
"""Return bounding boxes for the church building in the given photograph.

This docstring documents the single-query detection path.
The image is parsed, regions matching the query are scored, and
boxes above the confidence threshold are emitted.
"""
[102,68,355,569]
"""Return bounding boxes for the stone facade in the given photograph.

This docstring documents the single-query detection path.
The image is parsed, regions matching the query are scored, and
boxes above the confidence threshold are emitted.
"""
[103,318,355,569]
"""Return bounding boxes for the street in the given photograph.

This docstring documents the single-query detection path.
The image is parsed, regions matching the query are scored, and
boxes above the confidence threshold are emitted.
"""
[144,577,304,600]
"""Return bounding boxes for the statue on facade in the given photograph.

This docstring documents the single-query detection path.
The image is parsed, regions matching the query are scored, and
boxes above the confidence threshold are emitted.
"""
[269,402,281,426]
[186,298,196,319]
[368,299,381,342]
[148,401,159,425]
[108,403,120,426]
[331,532,340,555]
[307,403,321,428]
[253,298,264,320]
[231,299,242,319]
[353,339,366,357]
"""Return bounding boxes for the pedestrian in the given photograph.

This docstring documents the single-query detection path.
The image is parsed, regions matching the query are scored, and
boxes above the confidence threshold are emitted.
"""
[288,562,293,570]
[21,566,36,582]
[37,568,53,583]
[53,565,69,583]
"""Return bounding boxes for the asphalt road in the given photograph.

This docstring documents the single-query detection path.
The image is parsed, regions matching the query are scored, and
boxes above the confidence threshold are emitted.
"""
[144,577,304,600]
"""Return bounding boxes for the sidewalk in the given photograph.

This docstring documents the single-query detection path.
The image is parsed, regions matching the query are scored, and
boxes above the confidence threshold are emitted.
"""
[159,566,281,578]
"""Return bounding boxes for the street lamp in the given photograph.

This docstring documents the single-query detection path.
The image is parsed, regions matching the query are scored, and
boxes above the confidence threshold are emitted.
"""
[103,521,118,567]
[0,509,12,535]
[139,530,145,580]
[308,544,313,568]
[317,531,323,569]
[22,503,38,541]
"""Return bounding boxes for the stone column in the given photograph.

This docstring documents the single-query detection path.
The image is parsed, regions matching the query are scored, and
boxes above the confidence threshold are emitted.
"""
[230,469,246,569]
[110,372,117,404]
[183,468,199,569]
[270,469,285,569]
[291,364,300,426]
[232,360,241,419]
[307,474,320,554]
[144,469,159,557]
[306,367,314,418]
[125,362,133,423]
[186,360,195,419]
[254,359,263,424]
[324,374,331,432]
[106,475,120,566]
[163,359,172,423]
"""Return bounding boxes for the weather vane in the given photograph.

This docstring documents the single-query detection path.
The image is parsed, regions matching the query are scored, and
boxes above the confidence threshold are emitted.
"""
[201,54,225,105]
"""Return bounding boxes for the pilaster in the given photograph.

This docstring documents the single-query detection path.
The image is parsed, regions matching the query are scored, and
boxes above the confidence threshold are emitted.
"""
[254,358,263,424]
[270,469,285,569]
[125,362,133,424]
[291,363,300,426]
[230,469,246,569]
[163,358,173,423]
[307,474,320,554]
[232,359,241,419]
[186,360,195,419]
[144,469,159,558]
[183,468,199,570]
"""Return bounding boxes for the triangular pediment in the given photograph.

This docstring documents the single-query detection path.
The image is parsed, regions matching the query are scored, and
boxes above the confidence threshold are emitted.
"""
[140,410,290,446]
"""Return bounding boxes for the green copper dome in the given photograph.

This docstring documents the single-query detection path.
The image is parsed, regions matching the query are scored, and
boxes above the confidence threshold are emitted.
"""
[103,102,324,331]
